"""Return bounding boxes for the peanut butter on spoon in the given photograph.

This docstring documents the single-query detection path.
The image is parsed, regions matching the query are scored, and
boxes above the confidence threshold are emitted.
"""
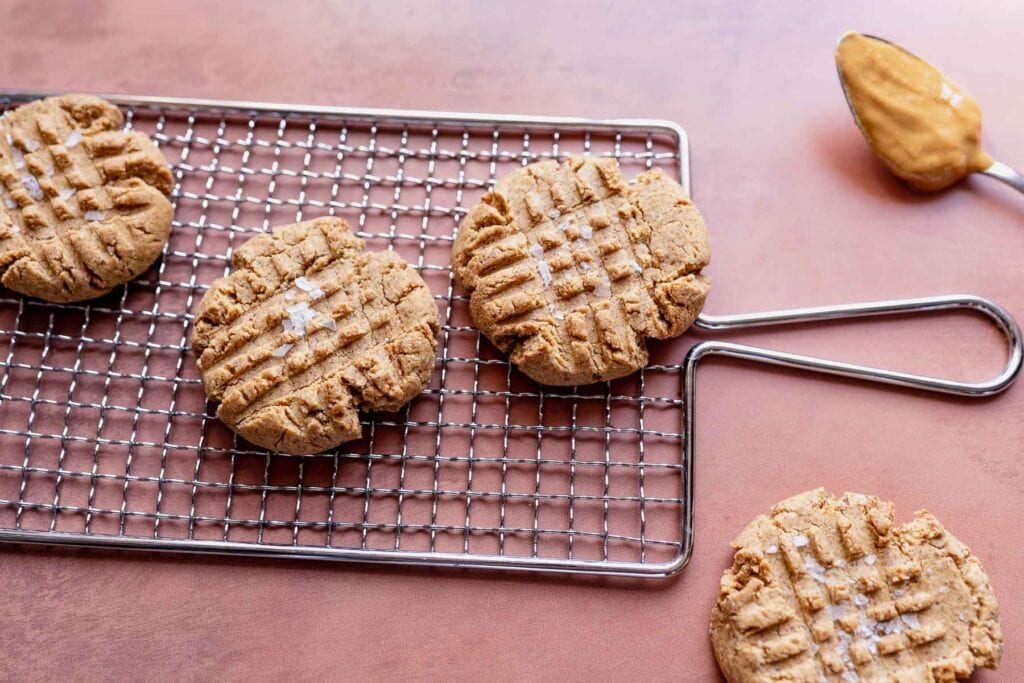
[836,32,1024,194]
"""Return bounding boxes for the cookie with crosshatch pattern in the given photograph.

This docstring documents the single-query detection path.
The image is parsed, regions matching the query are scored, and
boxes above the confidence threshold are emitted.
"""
[191,216,440,455]
[452,156,709,386]
[0,94,173,302]
[710,488,1001,682]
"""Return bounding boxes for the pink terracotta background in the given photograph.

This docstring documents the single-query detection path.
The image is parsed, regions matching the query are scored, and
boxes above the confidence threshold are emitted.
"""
[1,0,1023,679]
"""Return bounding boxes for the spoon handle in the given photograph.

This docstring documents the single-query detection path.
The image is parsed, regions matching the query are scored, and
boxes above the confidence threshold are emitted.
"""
[981,160,1024,194]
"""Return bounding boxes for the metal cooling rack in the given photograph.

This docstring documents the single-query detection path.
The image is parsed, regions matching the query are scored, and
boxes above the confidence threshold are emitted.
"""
[0,92,1021,578]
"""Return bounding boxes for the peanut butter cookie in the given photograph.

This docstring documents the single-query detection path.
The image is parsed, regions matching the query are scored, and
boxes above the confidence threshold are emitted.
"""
[452,156,709,386]
[710,488,1001,682]
[0,94,173,302]
[192,217,440,455]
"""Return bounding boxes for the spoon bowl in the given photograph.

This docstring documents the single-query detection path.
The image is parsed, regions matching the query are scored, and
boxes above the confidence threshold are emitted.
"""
[836,32,1024,194]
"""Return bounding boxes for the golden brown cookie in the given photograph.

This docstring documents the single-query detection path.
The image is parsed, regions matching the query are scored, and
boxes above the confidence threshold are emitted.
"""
[192,217,440,455]
[0,94,173,302]
[710,488,1001,683]
[452,156,709,386]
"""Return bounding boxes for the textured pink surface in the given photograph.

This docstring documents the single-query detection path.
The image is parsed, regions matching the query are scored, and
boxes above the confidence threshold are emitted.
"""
[2,0,1023,679]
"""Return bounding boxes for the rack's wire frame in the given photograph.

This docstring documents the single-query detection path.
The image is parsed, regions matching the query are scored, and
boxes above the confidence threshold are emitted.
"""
[1,92,1021,579]
[0,91,699,577]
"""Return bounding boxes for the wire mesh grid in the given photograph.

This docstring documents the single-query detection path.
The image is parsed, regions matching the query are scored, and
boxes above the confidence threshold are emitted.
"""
[0,93,694,576]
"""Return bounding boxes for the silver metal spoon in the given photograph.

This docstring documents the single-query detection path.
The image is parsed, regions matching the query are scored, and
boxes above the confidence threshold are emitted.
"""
[836,33,1024,194]
[982,160,1024,193]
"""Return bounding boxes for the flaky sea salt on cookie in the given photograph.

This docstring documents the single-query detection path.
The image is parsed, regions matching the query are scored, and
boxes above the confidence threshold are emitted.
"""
[710,488,1001,682]
[0,94,173,302]
[192,217,440,454]
[452,156,709,386]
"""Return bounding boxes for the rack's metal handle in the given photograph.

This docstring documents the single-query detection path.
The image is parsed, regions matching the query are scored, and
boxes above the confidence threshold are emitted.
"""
[676,297,1021,578]
[688,294,1022,396]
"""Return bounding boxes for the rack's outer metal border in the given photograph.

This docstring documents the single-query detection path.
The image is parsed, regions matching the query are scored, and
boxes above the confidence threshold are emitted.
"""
[0,90,695,578]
